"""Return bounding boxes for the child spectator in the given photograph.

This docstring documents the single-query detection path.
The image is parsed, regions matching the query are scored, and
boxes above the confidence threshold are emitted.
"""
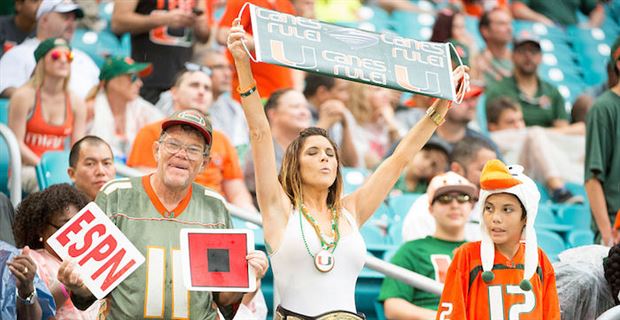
[436,159,560,319]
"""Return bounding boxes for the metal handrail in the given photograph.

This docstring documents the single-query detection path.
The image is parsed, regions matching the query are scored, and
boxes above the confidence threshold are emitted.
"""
[226,204,444,295]
[115,168,444,295]
[0,124,21,206]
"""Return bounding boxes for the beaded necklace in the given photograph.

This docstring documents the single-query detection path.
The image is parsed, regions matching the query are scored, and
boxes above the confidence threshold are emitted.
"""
[299,203,340,272]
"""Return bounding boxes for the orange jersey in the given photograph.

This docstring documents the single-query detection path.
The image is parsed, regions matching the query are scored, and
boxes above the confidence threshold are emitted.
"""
[436,241,560,320]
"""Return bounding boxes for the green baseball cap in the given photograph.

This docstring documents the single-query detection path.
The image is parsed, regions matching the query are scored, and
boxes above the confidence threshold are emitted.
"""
[34,37,71,63]
[99,56,153,81]
[162,109,213,147]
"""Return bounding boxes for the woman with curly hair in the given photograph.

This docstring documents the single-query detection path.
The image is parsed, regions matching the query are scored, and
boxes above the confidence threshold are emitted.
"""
[13,184,99,319]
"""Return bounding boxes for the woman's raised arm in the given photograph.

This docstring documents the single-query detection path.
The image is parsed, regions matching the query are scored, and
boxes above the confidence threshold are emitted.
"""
[227,18,291,231]
[344,66,469,226]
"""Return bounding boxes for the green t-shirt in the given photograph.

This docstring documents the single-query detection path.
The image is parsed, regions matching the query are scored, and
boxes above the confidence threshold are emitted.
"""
[516,0,598,25]
[378,236,465,310]
[94,176,233,319]
[585,90,620,224]
[393,175,428,194]
[485,75,568,127]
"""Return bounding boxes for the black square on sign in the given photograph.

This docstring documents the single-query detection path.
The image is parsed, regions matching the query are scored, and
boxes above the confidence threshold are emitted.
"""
[207,248,230,272]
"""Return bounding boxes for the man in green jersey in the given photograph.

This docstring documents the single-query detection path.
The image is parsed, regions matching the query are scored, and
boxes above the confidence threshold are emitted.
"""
[57,109,268,319]
[379,171,476,319]
[585,37,620,246]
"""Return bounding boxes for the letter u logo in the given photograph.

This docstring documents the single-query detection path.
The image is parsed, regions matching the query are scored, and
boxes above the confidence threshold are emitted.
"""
[270,40,318,69]
[394,65,441,95]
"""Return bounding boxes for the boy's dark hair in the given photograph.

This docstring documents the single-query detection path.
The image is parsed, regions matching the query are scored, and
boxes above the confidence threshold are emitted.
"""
[451,136,496,168]
[486,97,521,125]
[303,74,335,98]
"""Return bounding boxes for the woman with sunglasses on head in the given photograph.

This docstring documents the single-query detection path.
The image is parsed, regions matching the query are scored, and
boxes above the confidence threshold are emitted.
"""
[86,56,163,161]
[227,18,469,318]
[7,37,86,192]
[12,183,100,319]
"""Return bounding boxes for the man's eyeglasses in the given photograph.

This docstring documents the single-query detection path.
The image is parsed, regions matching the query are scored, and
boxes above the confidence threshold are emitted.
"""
[129,73,139,82]
[50,49,74,63]
[184,62,211,76]
[433,193,472,205]
[159,139,207,161]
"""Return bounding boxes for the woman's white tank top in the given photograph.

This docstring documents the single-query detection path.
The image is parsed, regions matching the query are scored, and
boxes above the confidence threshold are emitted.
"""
[269,207,367,316]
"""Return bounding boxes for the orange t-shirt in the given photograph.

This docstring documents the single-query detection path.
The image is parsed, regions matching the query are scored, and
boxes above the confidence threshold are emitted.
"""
[126,120,243,194]
[436,241,560,320]
[462,0,509,17]
[219,0,295,101]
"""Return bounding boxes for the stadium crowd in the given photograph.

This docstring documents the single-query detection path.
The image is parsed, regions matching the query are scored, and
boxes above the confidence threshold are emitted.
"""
[0,0,619,319]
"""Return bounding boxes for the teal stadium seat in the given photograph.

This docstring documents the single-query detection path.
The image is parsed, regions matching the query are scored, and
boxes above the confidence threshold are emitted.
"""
[0,99,8,124]
[35,151,71,190]
[342,167,369,194]
[356,266,384,320]
[71,29,123,67]
[391,11,435,40]
[535,230,565,261]
[0,125,12,195]
[566,229,594,248]
[535,204,571,233]
[556,205,591,230]
[374,301,386,320]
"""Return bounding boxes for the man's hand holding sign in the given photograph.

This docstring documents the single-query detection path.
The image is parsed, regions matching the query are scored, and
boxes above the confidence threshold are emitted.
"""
[49,203,145,300]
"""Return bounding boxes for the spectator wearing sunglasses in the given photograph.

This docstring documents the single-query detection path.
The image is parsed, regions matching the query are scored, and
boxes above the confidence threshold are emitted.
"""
[85,56,163,160]
[7,37,86,193]
[0,0,99,99]
[379,172,476,320]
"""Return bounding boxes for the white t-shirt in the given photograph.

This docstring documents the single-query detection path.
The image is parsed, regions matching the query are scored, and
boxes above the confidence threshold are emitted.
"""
[88,91,164,158]
[0,38,99,99]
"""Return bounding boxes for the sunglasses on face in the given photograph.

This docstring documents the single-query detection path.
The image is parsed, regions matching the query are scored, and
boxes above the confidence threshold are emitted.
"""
[50,49,74,63]
[434,193,472,204]
[129,73,139,82]
[184,62,212,76]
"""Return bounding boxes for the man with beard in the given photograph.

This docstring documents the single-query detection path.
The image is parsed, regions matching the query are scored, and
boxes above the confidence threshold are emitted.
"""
[485,32,569,129]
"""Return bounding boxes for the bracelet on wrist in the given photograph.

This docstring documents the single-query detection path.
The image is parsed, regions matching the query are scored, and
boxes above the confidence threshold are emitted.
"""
[237,81,257,98]
[426,105,445,126]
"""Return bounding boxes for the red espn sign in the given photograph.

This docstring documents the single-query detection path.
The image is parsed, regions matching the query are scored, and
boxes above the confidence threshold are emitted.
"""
[47,202,145,299]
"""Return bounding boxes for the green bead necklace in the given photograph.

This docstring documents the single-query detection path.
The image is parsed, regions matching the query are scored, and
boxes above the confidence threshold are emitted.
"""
[299,203,340,272]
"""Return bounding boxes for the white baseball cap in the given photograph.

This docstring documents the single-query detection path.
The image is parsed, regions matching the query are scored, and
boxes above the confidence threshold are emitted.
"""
[36,0,84,20]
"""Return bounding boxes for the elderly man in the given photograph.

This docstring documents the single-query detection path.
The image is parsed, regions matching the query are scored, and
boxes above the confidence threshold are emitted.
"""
[67,136,117,201]
[58,109,268,319]
[0,0,99,98]
[128,67,257,213]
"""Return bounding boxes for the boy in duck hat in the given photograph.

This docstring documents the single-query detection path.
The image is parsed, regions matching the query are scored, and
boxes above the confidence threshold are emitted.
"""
[435,159,560,320]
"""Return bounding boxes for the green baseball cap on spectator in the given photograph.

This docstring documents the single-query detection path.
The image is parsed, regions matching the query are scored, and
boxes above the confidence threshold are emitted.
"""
[34,37,71,63]
[99,56,153,81]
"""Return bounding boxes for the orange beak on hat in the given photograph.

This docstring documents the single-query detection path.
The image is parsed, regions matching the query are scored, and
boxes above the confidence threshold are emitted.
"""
[480,159,522,190]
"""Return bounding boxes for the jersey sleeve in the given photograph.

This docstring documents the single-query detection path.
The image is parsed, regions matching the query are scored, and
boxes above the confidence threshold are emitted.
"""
[540,252,561,320]
[436,246,469,320]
